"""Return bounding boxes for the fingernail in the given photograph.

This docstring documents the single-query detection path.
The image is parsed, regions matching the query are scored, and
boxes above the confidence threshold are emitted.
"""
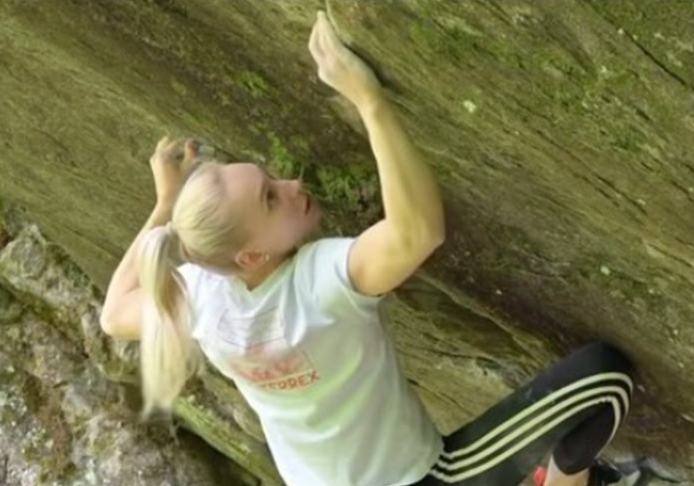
[198,145,215,157]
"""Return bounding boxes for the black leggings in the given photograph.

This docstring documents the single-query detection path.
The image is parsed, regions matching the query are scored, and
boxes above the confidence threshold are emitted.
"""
[412,342,634,486]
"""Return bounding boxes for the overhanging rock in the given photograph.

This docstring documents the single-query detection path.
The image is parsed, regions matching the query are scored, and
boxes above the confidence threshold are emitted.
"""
[1,1,692,483]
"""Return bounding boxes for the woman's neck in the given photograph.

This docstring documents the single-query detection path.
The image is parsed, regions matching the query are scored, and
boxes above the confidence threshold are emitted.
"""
[238,250,295,291]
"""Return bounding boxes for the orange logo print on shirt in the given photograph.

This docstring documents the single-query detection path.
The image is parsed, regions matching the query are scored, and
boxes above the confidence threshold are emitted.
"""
[216,308,320,391]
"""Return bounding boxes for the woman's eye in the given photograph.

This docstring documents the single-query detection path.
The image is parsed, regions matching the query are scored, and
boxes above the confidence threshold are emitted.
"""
[267,190,277,208]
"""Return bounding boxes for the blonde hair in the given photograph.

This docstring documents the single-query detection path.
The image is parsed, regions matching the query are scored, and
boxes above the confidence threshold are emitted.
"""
[136,162,247,415]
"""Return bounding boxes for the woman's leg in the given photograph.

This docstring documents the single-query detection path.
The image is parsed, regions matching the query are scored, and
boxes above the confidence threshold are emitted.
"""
[542,397,626,486]
[411,342,634,486]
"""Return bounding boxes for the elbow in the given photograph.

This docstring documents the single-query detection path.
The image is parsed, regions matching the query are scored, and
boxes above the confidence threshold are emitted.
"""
[433,205,446,245]
[400,222,445,258]
[430,220,446,248]
[99,314,115,337]
[424,228,445,255]
[387,210,446,259]
[421,214,446,250]
[99,308,118,337]
[416,203,445,249]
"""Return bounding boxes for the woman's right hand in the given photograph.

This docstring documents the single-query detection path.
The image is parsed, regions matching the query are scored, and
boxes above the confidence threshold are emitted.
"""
[149,136,199,208]
[308,11,382,110]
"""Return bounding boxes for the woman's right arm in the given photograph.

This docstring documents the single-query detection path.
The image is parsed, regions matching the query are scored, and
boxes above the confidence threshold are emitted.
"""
[100,137,197,340]
[100,204,172,340]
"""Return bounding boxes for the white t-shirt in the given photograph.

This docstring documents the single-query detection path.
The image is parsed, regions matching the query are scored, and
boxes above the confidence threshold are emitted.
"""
[178,237,443,486]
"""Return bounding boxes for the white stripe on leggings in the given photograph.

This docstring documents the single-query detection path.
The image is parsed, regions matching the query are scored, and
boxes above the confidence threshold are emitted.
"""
[431,395,623,482]
[440,372,632,462]
[436,384,628,471]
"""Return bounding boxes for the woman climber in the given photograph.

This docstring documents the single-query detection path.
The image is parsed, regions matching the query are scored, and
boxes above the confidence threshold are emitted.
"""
[101,11,636,486]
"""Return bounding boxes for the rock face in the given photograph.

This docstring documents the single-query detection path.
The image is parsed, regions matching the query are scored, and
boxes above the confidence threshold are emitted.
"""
[0,205,260,486]
[0,1,693,484]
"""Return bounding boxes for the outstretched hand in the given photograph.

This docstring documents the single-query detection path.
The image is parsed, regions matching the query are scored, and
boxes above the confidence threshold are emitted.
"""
[308,11,382,110]
[149,136,199,208]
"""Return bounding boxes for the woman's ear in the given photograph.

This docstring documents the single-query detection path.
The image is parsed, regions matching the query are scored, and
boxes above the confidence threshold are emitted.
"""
[234,249,266,271]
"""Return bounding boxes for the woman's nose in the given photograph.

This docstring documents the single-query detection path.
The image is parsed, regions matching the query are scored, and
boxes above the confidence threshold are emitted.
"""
[288,179,302,195]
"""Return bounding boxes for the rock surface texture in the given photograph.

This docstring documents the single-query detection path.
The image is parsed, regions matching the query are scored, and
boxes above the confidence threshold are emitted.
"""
[0,207,260,485]
[0,1,692,484]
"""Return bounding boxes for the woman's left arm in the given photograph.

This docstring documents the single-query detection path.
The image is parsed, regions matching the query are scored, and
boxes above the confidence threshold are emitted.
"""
[308,12,445,297]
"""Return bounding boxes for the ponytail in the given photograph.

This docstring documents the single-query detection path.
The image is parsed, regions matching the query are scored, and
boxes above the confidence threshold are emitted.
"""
[136,224,201,416]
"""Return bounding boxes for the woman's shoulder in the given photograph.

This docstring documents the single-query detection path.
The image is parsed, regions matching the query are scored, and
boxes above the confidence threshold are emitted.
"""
[296,236,356,260]
[293,236,383,315]
[176,263,225,298]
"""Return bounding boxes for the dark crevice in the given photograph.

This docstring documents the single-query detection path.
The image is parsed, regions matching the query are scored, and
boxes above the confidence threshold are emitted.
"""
[594,174,648,216]
[477,0,516,28]
[627,37,691,91]
[672,181,694,200]
[584,0,692,92]
[647,243,694,270]
[637,160,656,173]
[674,236,694,250]
[0,227,10,250]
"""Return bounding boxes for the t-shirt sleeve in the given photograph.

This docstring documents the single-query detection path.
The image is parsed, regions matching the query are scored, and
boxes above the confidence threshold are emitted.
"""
[295,237,383,319]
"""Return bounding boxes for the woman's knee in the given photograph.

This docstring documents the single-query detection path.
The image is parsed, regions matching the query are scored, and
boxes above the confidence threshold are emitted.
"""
[578,341,635,377]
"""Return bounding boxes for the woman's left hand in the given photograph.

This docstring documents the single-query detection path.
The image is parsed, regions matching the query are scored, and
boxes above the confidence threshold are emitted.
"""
[308,11,382,111]
[149,136,199,208]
